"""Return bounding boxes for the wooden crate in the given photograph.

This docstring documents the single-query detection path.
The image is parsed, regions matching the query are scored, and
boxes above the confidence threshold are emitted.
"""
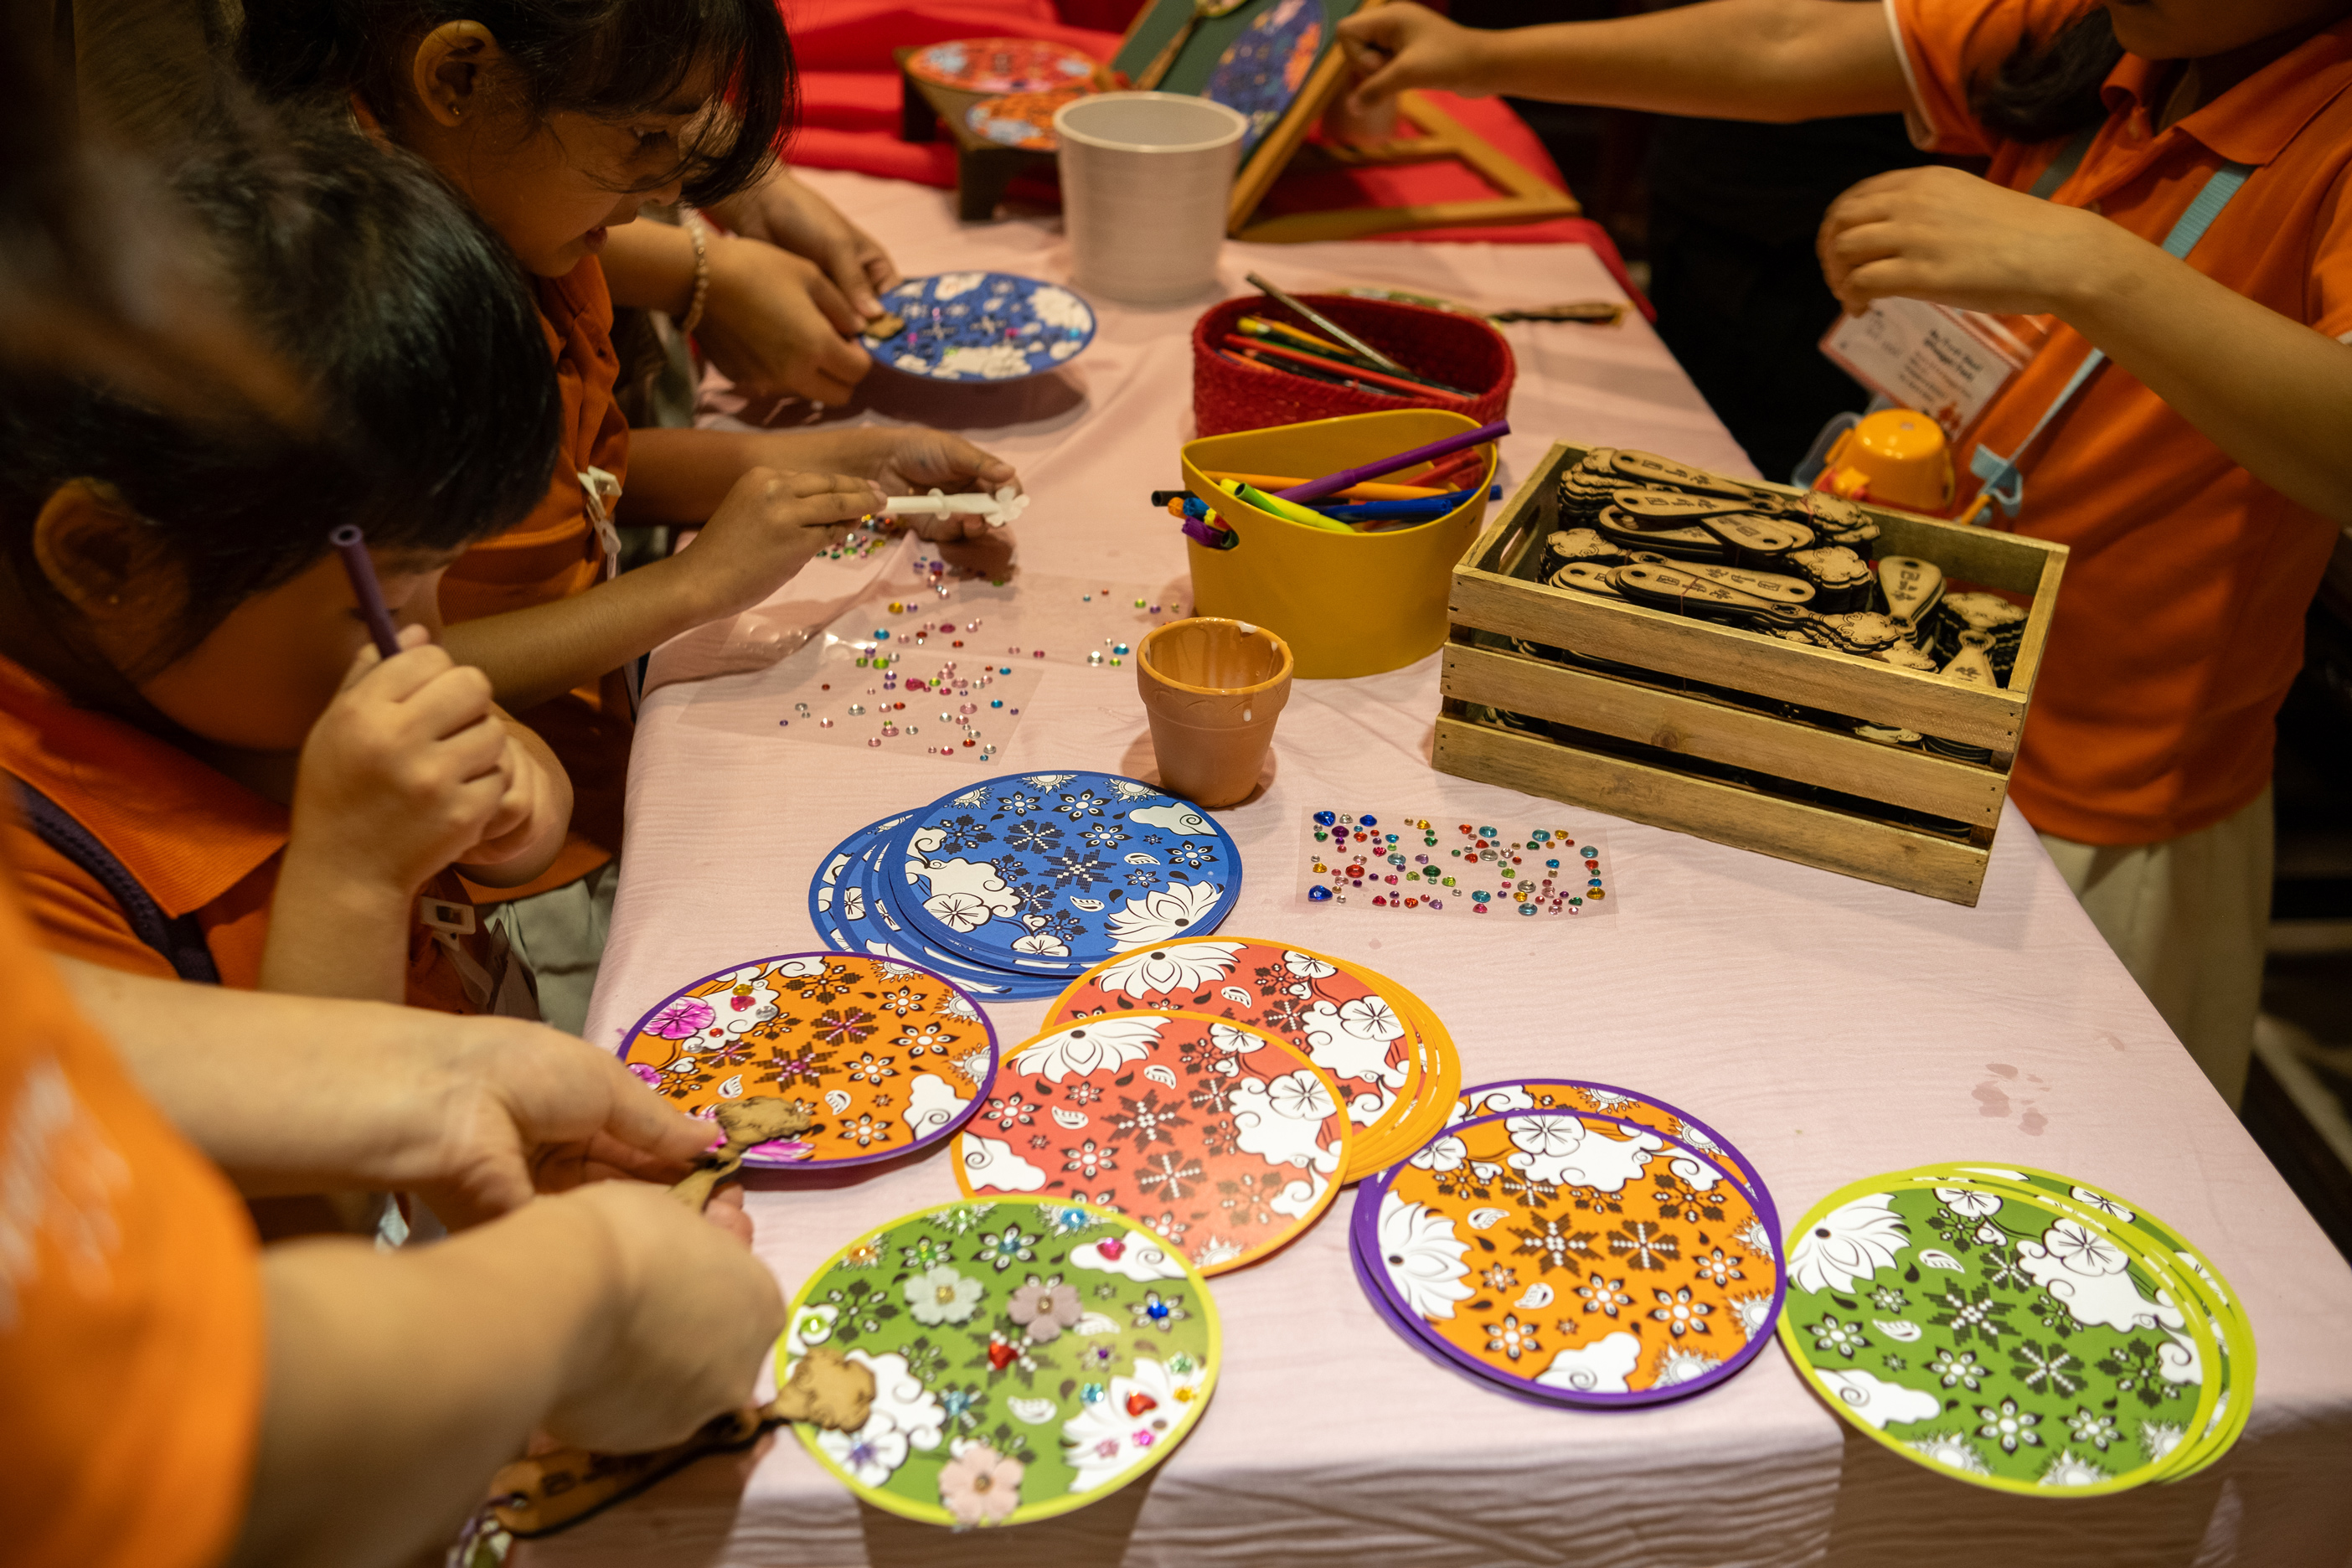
[1435,441,2068,905]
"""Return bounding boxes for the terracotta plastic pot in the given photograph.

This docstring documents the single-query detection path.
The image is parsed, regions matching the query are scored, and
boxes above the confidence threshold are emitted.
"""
[1135,617,1293,808]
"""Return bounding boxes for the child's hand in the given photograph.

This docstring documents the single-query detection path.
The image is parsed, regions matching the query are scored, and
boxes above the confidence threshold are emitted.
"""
[684,466,883,618]
[1338,3,1492,111]
[1818,165,2115,319]
[699,237,875,405]
[818,428,1021,565]
[455,716,575,887]
[291,626,515,900]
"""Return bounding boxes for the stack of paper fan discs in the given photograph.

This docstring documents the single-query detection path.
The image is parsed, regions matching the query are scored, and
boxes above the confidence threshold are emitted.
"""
[611,952,999,1169]
[779,1197,1220,1528]
[1777,1165,2251,1493]
[951,1009,1353,1276]
[1043,938,1462,1183]
[808,771,1243,1002]
[1353,1080,1783,1406]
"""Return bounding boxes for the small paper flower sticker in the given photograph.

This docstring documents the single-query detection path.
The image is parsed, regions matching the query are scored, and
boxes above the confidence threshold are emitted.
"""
[939,1442,1024,1526]
[1005,1275,1082,1342]
[905,1264,984,1325]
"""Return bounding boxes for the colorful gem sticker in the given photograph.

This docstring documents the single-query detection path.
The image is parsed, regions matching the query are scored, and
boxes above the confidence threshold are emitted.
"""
[772,632,1042,763]
[951,1011,1349,1274]
[1777,1173,2220,1495]
[616,952,997,1169]
[1355,1111,1782,1405]
[903,37,1100,95]
[886,772,1241,977]
[782,1197,1219,1528]
[964,86,1086,149]
[809,813,1065,999]
[864,272,1096,383]
[1452,1079,1775,1239]
[1044,939,1425,1148]
[1297,811,1614,918]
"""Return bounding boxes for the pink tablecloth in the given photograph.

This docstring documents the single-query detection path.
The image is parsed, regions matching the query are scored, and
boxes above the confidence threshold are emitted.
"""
[522,170,2352,1568]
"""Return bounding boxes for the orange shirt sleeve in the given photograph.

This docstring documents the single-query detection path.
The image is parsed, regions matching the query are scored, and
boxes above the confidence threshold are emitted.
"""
[0,851,264,1568]
[2308,162,2352,340]
[1886,0,2102,156]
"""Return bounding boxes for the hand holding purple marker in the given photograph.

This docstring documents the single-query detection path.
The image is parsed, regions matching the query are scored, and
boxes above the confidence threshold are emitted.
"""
[330,524,405,658]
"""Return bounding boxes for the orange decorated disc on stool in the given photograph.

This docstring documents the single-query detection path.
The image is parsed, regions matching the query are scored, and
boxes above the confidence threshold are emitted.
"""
[965,87,1087,150]
[952,1010,1349,1274]
[1046,939,1432,1181]
[616,952,998,1171]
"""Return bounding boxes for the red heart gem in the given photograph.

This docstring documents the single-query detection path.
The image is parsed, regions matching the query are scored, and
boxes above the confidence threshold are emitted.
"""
[987,1341,1017,1369]
[1125,1392,1158,1417]
[1098,1239,1125,1261]
[730,995,752,1011]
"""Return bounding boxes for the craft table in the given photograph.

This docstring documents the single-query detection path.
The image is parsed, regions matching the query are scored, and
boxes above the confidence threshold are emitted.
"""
[520,169,2352,1568]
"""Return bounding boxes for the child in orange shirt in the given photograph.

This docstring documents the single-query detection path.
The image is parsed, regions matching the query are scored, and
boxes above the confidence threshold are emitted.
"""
[240,0,1023,1030]
[0,111,709,1012]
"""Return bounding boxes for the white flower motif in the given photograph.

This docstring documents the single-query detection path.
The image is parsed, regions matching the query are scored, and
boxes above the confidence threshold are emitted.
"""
[1011,1019,1164,1081]
[1410,1135,1467,1173]
[1105,879,1225,947]
[1728,1291,1774,1340]
[1282,950,1335,979]
[1208,1021,1265,1057]
[2043,1219,2128,1277]
[1376,1190,1473,1318]
[1581,1087,1636,1112]
[1060,1357,1200,1493]
[1936,1186,2003,1219]
[1106,778,1156,800]
[1337,996,1404,1040]
[1191,1235,1244,1267]
[1505,1114,1586,1159]
[927,890,994,932]
[1010,931,1070,956]
[1024,773,1075,789]
[2070,1186,2136,1224]
[1788,1194,1909,1295]
[1906,1431,1993,1476]
[1266,1069,1335,1122]
[813,1349,944,1487]
[952,787,993,807]
[1089,942,1244,998]
[2138,1420,2184,1462]
[2038,1448,2108,1487]
[1653,1349,1725,1388]
[936,992,983,1024]
[1736,1215,1774,1256]
[905,1265,984,1325]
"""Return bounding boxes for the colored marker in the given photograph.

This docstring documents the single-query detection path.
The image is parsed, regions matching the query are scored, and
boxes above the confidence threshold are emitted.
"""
[1220,335,1465,401]
[1277,420,1511,504]
[330,524,403,658]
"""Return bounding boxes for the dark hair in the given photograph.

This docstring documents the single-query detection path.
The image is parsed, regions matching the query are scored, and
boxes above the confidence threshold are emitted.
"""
[0,97,561,667]
[1971,8,2123,143]
[236,0,792,206]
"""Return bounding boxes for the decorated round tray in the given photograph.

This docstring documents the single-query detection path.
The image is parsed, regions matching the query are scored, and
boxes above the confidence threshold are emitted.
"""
[952,1011,1349,1274]
[862,272,1096,384]
[809,812,1068,1000]
[616,952,998,1169]
[1354,1110,1783,1405]
[782,1197,1219,1528]
[904,37,1099,95]
[1777,1171,2225,1493]
[1203,0,1324,153]
[885,772,1240,977]
[965,86,1086,150]
[1044,938,1451,1178]
[1452,1079,1776,1239]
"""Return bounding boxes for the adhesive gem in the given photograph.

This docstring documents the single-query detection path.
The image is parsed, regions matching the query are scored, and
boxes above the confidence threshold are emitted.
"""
[1308,886,1333,902]
[1362,815,1378,827]
[1133,598,1146,608]
[1087,652,1103,666]
[1111,657,1122,666]
[777,720,788,726]
[1313,811,1336,826]
[1442,877,1456,887]
[1548,859,1560,869]
[991,699,1003,708]
[889,601,905,613]
[967,622,979,631]
[952,640,964,648]
[999,665,1013,674]
[1033,650,1046,659]
[1112,642,1130,656]
[819,718,833,728]
[1519,904,1537,916]
[867,737,881,747]
[1148,604,1161,612]
[848,704,865,716]
[874,629,890,640]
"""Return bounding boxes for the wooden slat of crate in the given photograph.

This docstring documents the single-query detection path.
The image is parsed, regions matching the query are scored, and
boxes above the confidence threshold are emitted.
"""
[1441,642,2007,828]
[1433,714,1993,905]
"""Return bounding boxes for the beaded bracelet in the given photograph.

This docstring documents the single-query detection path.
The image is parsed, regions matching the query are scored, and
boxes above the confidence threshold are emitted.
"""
[678,210,712,336]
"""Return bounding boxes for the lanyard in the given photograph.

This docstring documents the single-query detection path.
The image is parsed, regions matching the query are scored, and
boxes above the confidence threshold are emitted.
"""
[1965,132,2254,520]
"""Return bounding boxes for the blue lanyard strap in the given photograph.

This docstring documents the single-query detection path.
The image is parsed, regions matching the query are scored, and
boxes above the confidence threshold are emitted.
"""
[1968,157,2254,519]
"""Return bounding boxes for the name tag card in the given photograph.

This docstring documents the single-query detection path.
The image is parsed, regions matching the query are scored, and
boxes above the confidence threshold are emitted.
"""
[1820,300,2044,439]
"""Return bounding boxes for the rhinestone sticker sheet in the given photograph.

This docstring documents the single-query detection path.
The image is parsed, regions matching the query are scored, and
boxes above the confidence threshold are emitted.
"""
[1296,810,1616,917]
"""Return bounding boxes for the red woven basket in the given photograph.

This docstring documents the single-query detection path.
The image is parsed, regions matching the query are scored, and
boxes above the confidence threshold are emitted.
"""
[1192,294,1515,437]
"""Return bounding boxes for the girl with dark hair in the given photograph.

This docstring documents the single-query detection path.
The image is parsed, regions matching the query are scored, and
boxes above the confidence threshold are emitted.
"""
[238,0,1020,1031]
[0,106,580,1014]
[1338,0,2352,1105]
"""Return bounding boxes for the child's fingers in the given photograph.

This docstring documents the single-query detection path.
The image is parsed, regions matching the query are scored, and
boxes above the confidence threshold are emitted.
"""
[334,622,434,694]
[392,662,498,741]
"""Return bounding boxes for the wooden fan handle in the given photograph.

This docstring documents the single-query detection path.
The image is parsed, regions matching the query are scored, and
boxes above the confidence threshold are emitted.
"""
[488,1409,765,1538]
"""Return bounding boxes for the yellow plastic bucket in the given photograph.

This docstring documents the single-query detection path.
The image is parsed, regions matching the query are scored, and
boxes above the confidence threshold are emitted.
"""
[1180,409,1493,679]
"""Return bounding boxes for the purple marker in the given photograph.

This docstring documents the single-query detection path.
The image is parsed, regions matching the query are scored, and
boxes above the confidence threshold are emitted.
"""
[329,524,403,658]
[1277,418,1510,504]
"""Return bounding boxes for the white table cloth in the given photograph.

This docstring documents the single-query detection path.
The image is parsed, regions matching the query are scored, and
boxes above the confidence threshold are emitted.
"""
[520,170,2352,1568]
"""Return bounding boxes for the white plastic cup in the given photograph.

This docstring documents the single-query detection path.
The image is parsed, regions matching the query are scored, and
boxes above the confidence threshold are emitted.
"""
[1054,92,1247,305]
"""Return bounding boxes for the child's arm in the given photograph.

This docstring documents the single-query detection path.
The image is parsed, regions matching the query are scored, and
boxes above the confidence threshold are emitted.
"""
[1819,166,2352,524]
[600,216,875,404]
[620,424,1018,524]
[452,713,573,890]
[706,166,903,322]
[440,468,875,713]
[260,628,522,1003]
[1336,0,1907,121]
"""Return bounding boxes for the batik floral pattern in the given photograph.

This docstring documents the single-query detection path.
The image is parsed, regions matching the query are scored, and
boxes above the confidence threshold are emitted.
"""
[619,953,993,1167]
[953,1011,1348,1275]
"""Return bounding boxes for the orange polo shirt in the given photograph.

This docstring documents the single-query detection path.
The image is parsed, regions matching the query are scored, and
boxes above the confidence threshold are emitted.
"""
[0,655,487,1010]
[1889,0,2352,844]
[439,258,634,900]
[0,845,263,1568]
